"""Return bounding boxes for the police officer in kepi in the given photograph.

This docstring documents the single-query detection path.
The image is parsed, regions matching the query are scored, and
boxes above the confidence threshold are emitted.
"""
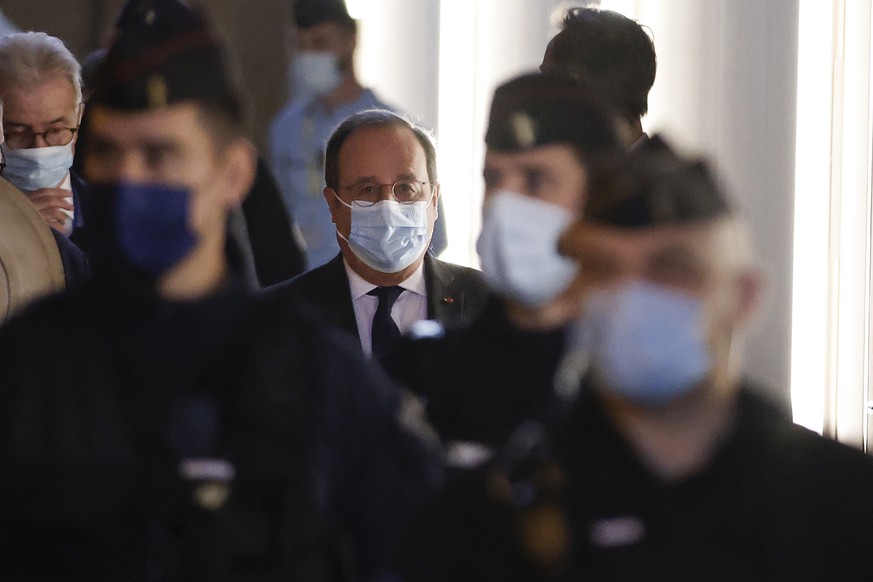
[386,71,623,456]
[0,1,441,580]
[399,138,873,581]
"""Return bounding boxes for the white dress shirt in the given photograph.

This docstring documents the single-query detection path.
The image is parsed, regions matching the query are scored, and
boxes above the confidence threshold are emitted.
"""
[344,259,428,358]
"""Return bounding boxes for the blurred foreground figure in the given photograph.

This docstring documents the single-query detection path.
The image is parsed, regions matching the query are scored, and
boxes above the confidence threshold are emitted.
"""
[387,72,621,449]
[0,167,66,322]
[0,3,440,580]
[399,139,873,581]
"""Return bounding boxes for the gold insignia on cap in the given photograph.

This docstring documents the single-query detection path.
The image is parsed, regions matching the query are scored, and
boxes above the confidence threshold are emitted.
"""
[145,9,156,25]
[510,111,538,148]
[147,75,168,108]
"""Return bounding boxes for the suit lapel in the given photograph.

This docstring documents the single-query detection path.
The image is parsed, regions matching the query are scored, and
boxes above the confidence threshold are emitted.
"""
[321,254,359,338]
[425,253,463,321]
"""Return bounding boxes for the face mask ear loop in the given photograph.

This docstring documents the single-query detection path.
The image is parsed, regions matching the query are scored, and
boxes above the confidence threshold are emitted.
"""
[334,191,353,209]
[335,228,351,245]
[333,192,353,245]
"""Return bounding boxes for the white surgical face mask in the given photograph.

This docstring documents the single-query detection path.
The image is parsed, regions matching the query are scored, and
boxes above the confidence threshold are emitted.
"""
[573,280,712,406]
[476,190,578,306]
[335,195,432,273]
[3,142,75,233]
[293,51,342,96]
[2,142,73,192]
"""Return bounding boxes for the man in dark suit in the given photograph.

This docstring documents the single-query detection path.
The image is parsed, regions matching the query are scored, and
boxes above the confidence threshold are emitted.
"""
[265,109,487,362]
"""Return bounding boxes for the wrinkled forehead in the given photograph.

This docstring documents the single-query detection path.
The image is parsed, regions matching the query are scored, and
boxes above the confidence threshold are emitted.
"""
[339,124,426,170]
[2,74,79,118]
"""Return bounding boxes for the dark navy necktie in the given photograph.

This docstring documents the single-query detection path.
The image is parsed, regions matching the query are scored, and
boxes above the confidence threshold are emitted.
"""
[368,285,404,362]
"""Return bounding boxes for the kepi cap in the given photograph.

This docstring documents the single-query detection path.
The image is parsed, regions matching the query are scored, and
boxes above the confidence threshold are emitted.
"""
[92,0,244,123]
[485,72,620,156]
[585,135,731,228]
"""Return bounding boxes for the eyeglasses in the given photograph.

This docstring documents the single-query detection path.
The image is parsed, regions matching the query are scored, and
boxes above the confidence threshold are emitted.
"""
[4,126,79,149]
[341,180,432,207]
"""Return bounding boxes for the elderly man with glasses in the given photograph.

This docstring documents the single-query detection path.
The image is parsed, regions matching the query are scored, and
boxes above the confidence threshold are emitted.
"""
[265,109,487,364]
[0,73,89,289]
[0,32,84,238]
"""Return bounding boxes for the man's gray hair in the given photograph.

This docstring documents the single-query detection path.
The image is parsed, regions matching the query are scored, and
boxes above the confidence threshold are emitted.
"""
[0,32,82,104]
[324,109,438,190]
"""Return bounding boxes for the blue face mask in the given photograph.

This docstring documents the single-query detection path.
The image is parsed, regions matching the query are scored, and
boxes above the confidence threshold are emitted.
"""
[575,280,712,406]
[1,142,74,192]
[86,182,197,278]
[335,195,431,273]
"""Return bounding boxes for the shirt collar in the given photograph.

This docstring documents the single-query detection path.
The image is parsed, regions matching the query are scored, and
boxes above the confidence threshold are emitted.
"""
[343,257,427,300]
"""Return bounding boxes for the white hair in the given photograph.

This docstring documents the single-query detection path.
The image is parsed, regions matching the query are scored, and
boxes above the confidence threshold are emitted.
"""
[0,32,82,104]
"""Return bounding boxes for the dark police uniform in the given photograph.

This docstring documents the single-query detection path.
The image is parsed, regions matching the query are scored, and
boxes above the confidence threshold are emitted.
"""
[0,274,441,581]
[400,381,873,581]
[554,383,873,581]
[397,130,873,582]
[388,295,566,448]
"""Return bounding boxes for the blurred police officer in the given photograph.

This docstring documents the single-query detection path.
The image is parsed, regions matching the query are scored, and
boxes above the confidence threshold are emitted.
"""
[388,72,622,450]
[401,138,873,581]
[0,2,439,580]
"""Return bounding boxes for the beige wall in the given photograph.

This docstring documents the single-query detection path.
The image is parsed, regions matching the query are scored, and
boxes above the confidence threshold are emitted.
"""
[2,0,291,150]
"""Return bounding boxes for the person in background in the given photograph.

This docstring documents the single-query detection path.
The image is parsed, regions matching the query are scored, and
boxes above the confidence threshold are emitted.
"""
[0,39,89,287]
[0,3,440,579]
[0,32,84,237]
[386,72,622,451]
[269,0,446,270]
[241,156,307,286]
[541,5,656,146]
[266,109,487,366]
